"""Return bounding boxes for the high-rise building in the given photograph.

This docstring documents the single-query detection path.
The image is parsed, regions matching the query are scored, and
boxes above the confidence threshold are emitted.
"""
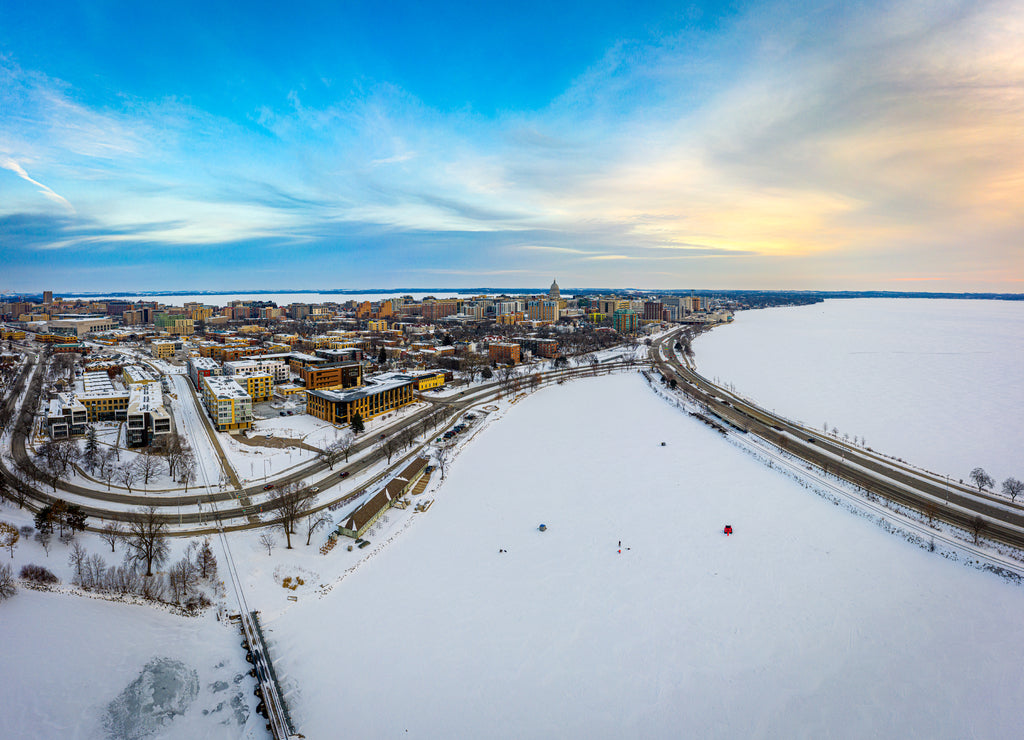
[643,301,666,321]
[527,300,559,322]
[43,291,53,304]
[613,309,639,334]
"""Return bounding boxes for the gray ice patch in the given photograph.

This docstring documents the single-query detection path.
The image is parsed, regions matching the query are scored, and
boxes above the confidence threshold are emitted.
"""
[104,657,200,740]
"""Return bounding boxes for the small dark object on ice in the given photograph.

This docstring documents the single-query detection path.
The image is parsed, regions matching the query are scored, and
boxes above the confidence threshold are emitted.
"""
[724,525,733,536]
[538,524,547,532]
[661,442,666,446]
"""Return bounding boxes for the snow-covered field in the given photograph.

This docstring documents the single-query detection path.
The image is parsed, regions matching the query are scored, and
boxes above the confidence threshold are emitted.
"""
[694,298,1024,484]
[269,372,1024,739]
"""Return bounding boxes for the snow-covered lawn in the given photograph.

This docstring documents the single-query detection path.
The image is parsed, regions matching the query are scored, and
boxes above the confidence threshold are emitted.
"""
[268,372,1024,739]
[693,298,1024,484]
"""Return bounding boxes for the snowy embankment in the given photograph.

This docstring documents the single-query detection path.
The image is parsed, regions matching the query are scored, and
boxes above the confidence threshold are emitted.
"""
[269,372,1024,739]
[693,298,1024,484]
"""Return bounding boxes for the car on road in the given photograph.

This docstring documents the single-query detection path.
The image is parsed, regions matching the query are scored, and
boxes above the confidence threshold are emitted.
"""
[263,484,275,490]
[340,471,350,479]
[311,487,320,492]
[279,411,286,416]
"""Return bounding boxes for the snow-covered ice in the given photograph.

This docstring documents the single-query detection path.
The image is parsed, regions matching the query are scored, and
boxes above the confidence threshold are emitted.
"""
[269,372,1024,739]
[693,298,1024,484]
[0,588,260,739]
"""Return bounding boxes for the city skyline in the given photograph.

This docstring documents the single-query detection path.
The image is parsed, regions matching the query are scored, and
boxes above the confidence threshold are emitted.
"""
[2,0,1023,293]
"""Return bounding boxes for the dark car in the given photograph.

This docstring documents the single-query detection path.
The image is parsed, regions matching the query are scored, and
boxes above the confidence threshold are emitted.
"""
[263,484,275,490]
[340,471,350,479]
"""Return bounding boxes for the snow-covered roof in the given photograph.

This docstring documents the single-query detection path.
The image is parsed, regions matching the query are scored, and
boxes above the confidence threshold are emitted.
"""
[202,375,251,400]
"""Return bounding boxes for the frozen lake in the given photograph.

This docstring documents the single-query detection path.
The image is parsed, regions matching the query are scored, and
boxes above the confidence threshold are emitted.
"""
[270,373,1024,739]
[694,298,1024,485]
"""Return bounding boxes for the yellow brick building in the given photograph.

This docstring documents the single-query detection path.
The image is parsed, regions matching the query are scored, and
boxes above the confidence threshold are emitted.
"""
[232,373,273,403]
[152,341,176,358]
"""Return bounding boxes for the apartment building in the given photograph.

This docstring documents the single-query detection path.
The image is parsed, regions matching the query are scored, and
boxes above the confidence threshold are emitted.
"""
[152,341,176,358]
[187,355,223,389]
[201,375,253,431]
[224,358,289,384]
[126,384,172,447]
[232,372,273,403]
[613,309,639,334]
[488,342,521,365]
[526,300,560,323]
[78,372,131,421]
[46,393,88,439]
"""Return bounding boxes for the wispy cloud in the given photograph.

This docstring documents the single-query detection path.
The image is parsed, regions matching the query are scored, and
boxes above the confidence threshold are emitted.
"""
[1,157,75,212]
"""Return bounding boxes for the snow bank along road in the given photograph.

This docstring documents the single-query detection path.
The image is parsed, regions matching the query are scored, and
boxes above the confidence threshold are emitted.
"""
[652,330,1024,552]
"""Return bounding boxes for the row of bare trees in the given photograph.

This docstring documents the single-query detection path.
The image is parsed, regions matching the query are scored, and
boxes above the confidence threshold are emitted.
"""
[969,467,1023,503]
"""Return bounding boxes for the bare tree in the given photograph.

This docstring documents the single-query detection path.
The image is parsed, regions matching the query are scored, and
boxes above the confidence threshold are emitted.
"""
[334,433,355,463]
[258,530,276,556]
[34,529,51,556]
[156,434,190,479]
[969,467,994,492]
[84,552,107,590]
[117,461,140,495]
[179,454,197,495]
[970,515,986,544]
[1001,477,1023,504]
[137,449,161,488]
[305,509,333,546]
[53,438,80,476]
[124,506,170,577]
[381,436,399,464]
[0,563,15,600]
[35,444,60,491]
[436,444,453,480]
[270,484,314,549]
[168,556,198,603]
[319,438,352,470]
[14,455,39,493]
[96,449,116,487]
[68,541,88,585]
[99,521,123,553]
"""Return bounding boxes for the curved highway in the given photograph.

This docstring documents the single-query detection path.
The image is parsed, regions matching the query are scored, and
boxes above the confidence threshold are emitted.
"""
[650,330,1024,551]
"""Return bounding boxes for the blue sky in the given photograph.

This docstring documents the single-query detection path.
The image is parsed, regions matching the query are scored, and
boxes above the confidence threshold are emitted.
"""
[1,0,1022,293]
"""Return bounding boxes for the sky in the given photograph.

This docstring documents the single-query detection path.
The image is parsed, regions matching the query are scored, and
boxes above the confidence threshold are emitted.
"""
[1,0,1022,294]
